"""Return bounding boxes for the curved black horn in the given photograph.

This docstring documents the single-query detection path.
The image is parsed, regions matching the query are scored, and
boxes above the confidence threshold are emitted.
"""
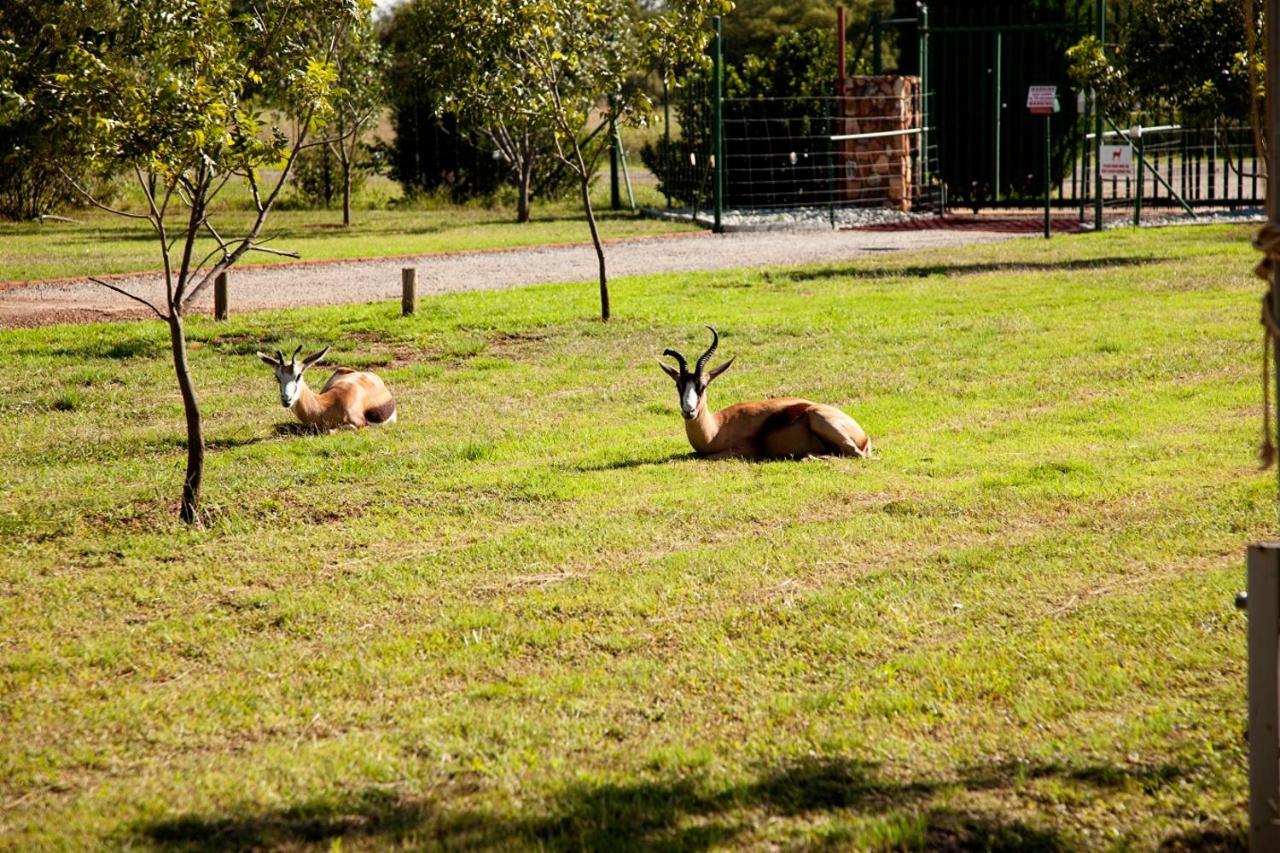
[662,348,689,375]
[695,326,719,375]
[290,345,302,364]
[275,349,286,365]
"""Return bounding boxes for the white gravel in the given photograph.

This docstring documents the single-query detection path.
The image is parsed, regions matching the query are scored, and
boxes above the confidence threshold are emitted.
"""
[649,205,933,231]
[0,227,1027,327]
[1094,207,1266,230]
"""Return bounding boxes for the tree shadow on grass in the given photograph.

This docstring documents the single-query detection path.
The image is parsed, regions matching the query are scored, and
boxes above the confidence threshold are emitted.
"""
[1156,827,1245,852]
[787,255,1172,284]
[132,757,1114,851]
[135,786,497,851]
[572,451,696,472]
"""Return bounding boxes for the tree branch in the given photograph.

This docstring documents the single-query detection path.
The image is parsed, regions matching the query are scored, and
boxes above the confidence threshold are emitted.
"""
[88,277,168,320]
[247,243,301,259]
[59,169,152,220]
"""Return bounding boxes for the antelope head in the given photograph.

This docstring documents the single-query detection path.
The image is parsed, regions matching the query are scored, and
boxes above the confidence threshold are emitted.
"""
[659,326,736,419]
[256,345,330,408]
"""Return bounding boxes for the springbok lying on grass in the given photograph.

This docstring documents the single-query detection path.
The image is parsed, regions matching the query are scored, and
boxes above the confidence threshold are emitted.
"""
[659,327,870,460]
[257,345,396,431]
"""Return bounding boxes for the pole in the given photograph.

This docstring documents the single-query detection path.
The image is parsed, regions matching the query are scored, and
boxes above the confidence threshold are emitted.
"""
[836,6,846,83]
[213,271,228,321]
[663,74,671,210]
[1093,0,1105,231]
[1247,544,1280,851]
[609,118,621,211]
[1133,124,1143,227]
[919,4,930,189]
[834,6,845,228]
[1267,0,1280,493]
[615,124,636,211]
[401,267,416,316]
[1044,114,1052,238]
[1245,7,1280,851]
[872,12,882,74]
[993,30,1002,203]
[1079,92,1087,222]
[712,15,724,234]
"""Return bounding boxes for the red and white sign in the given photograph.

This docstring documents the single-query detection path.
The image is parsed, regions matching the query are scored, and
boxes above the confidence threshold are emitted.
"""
[1100,144,1132,177]
[1026,85,1058,115]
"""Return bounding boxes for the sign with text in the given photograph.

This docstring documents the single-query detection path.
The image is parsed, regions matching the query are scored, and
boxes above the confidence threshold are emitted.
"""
[1100,144,1132,177]
[1026,85,1058,114]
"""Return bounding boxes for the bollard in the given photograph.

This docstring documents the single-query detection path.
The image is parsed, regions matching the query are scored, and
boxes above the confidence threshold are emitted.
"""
[1246,543,1280,851]
[214,272,228,321]
[401,267,417,316]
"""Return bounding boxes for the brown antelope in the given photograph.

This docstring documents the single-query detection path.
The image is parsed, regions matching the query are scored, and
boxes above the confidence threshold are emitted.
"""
[659,327,870,460]
[256,345,396,431]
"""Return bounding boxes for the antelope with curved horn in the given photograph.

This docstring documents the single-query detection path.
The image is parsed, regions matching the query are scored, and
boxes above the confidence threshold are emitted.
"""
[256,345,397,431]
[659,327,870,460]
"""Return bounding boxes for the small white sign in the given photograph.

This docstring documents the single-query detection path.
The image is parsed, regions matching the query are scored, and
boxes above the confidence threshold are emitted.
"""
[1100,144,1132,177]
[1026,85,1058,113]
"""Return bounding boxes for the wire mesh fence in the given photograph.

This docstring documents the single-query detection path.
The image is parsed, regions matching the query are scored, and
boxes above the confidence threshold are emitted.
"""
[1074,124,1263,212]
[641,14,1264,227]
[644,80,942,221]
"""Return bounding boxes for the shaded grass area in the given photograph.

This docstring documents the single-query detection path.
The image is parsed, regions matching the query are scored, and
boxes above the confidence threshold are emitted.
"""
[0,189,690,283]
[0,224,1266,849]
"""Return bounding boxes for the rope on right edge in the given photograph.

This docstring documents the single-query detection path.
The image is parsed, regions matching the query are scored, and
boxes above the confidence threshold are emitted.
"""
[1252,223,1280,469]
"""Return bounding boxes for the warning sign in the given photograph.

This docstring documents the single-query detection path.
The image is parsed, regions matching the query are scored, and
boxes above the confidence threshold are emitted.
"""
[1026,85,1058,114]
[1100,144,1132,177]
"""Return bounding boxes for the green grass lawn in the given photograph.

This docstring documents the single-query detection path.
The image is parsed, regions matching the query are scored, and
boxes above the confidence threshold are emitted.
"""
[0,180,690,283]
[0,225,1268,849]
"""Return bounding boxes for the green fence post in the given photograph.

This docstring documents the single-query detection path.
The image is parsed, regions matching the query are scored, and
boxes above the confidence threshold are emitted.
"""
[1093,0,1105,231]
[663,74,671,210]
[919,4,930,192]
[1078,92,1087,223]
[993,29,1001,203]
[1044,114,1052,238]
[872,12,882,74]
[712,15,724,233]
[1133,124,1143,226]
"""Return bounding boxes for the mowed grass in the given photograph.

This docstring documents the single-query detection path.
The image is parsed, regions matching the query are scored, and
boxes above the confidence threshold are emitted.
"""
[0,182,690,283]
[0,225,1269,849]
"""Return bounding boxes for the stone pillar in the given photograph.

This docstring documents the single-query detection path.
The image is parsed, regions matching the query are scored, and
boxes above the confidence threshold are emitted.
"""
[836,75,919,211]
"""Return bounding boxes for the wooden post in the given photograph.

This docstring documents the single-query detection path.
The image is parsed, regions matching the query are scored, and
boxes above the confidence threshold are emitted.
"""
[401,267,416,316]
[213,272,228,321]
[1254,6,1280,847]
[1248,544,1280,851]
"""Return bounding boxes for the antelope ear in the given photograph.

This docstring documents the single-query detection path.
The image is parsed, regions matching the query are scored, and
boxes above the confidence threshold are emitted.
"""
[706,356,735,382]
[658,359,681,381]
[256,351,279,367]
[301,346,331,370]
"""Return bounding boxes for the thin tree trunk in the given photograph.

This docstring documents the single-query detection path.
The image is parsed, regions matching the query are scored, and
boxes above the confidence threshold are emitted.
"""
[167,311,204,523]
[578,172,608,321]
[517,159,532,223]
[341,154,352,227]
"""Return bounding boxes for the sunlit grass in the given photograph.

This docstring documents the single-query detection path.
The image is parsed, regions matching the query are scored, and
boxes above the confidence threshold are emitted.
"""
[0,224,1266,849]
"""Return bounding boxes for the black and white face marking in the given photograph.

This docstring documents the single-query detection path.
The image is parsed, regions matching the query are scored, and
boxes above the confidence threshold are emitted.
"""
[258,345,316,409]
[661,327,735,421]
[677,375,703,419]
[274,362,303,408]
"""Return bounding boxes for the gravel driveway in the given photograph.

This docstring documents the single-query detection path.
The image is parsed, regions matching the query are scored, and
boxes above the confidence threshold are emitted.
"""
[0,227,1023,328]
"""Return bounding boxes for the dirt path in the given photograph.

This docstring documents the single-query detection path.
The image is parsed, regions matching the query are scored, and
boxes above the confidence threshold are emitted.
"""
[0,227,1026,328]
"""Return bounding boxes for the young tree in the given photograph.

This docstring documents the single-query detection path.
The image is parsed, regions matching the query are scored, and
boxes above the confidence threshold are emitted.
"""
[329,11,387,227]
[446,0,729,321]
[1067,0,1261,129]
[0,0,115,221]
[391,0,559,223]
[45,0,366,523]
